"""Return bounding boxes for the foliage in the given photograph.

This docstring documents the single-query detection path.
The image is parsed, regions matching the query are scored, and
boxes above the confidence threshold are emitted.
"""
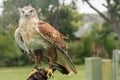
[68,22,119,64]
[58,6,82,39]
[101,23,119,57]
[0,26,19,66]
[69,35,93,64]
[85,22,119,57]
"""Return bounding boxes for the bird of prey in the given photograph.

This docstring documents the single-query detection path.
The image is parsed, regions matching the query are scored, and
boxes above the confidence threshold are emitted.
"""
[15,5,77,76]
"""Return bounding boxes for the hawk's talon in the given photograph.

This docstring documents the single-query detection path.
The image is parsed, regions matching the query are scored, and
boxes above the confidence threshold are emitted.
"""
[44,68,53,78]
[29,69,39,77]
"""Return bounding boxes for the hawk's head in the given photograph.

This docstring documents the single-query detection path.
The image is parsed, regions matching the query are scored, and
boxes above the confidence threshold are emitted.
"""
[19,5,38,19]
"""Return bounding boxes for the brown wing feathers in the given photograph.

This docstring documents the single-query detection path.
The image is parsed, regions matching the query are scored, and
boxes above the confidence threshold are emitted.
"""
[37,21,67,52]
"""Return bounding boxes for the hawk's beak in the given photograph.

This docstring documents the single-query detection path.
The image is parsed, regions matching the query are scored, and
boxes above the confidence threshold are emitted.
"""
[24,13,30,17]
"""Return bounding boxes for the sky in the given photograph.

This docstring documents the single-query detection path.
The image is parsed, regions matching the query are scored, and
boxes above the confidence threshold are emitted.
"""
[0,0,3,15]
[62,0,107,13]
[76,0,107,13]
[0,0,107,15]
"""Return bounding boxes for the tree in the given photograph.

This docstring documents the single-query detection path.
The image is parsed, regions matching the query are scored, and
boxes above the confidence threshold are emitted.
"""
[83,0,120,41]
[0,25,22,66]
[68,22,119,64]
[58,6,82,39]
[89,22,119,58]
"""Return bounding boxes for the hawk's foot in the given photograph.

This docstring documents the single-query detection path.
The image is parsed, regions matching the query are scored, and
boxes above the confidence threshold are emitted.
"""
[27,69,48,80]
[29,69,39,77]
[44,68,53,78]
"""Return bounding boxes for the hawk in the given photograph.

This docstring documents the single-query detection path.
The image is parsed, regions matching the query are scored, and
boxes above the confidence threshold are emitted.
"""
[15,5,77,76]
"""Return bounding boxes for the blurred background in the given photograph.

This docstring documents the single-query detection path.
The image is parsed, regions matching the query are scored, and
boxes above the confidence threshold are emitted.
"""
[0,0,119,67]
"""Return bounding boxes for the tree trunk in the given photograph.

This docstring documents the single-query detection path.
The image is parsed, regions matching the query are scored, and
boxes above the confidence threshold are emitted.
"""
[110,21,120,41]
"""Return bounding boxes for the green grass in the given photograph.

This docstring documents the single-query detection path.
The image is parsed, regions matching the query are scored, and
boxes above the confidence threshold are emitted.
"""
[0,65,85,80]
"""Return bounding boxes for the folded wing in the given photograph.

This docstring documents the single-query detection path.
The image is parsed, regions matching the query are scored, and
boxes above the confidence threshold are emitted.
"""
[35,20,77,74]
[14,28,26,53]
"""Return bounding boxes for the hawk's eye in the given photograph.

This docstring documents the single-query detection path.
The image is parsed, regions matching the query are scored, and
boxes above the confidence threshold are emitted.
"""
[30,10,34,13]
[21,10,24,13]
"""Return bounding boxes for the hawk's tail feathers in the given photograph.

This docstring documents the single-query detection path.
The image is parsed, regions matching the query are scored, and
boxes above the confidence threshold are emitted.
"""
[56,52,77,75]
[55,63,77,75]
[55,63,70,75]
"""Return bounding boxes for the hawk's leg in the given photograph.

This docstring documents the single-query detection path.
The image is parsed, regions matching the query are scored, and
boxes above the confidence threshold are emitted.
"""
[45,47,57,77]
[48,47,57,67]
[28,50,43,78]
[33,50,43,69]
[34,50,43,69]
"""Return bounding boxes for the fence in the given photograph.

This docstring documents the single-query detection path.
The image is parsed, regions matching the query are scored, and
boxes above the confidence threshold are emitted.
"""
[112,49,120,80]
[85,49,120,80]
[85,57,112,80]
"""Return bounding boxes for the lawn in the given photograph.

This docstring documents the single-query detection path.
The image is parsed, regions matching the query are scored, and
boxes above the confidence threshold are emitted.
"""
[0,65,85,80]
